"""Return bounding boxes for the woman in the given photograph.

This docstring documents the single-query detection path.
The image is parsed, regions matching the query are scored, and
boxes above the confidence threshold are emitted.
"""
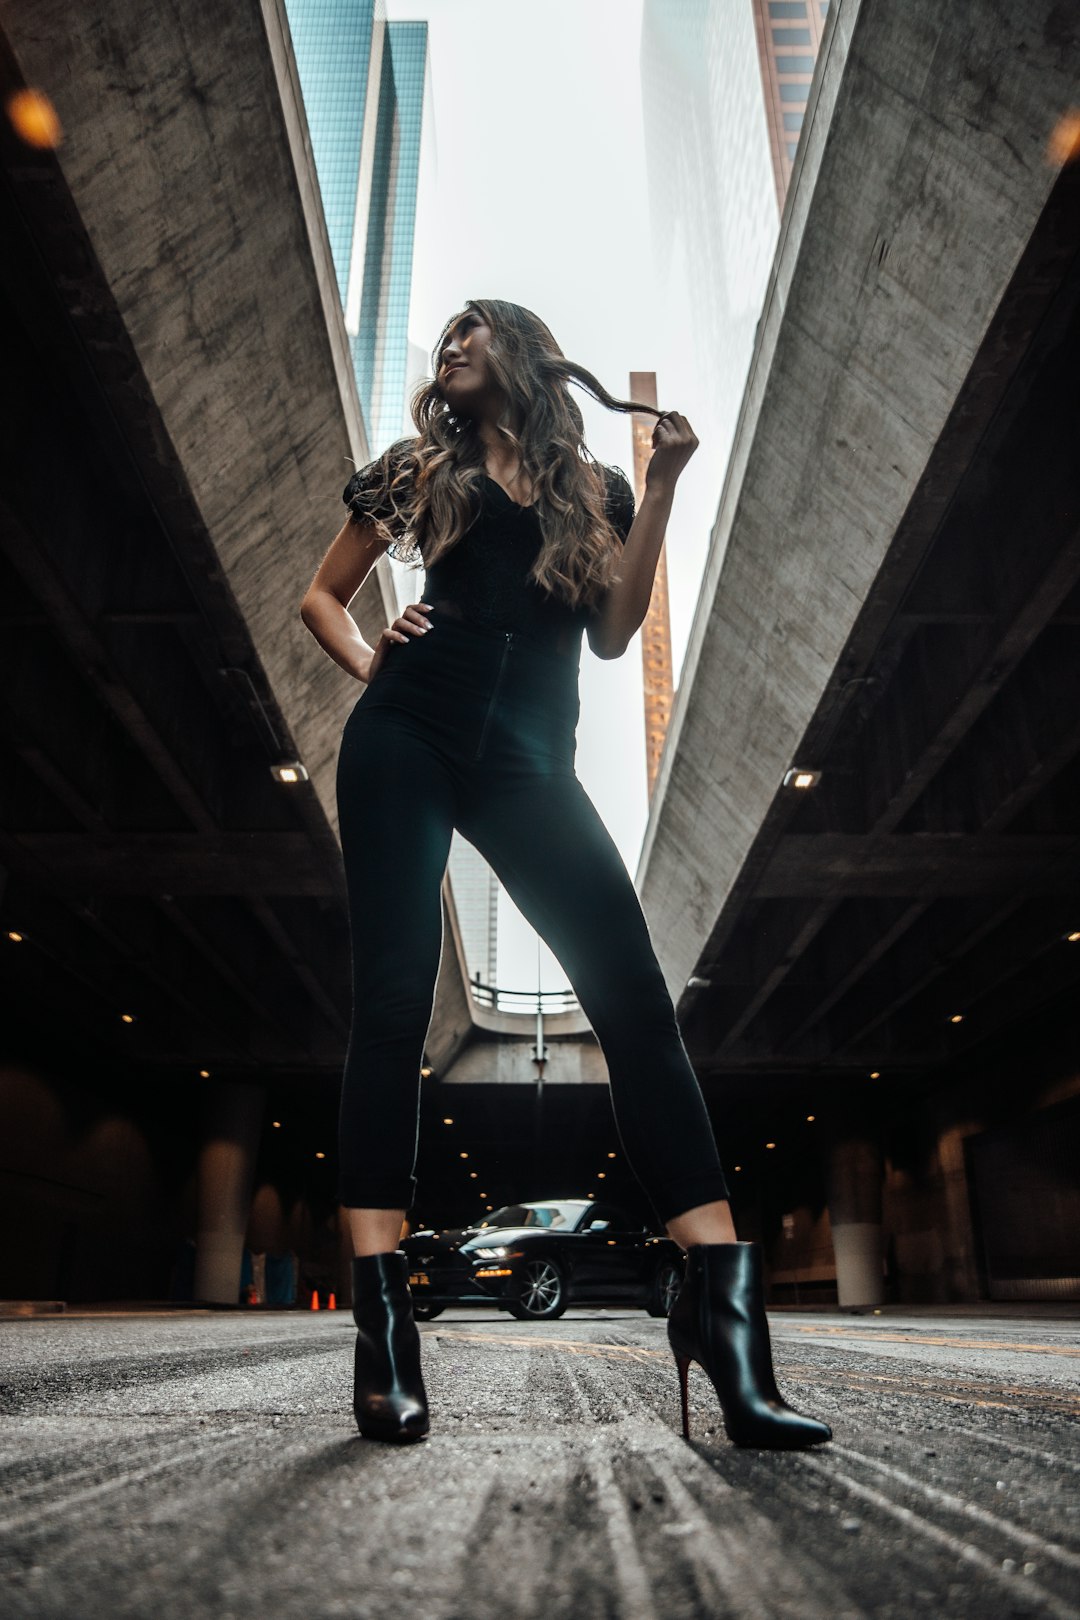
[300,299,830,1452]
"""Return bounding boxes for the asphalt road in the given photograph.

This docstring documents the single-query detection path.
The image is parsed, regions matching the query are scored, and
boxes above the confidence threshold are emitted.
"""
[1,1306,1078,1619]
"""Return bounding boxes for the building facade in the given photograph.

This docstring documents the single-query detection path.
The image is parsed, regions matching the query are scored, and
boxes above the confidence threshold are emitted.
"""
[751,0,830,207]
[628,372,675,801]
[284,0,429,452]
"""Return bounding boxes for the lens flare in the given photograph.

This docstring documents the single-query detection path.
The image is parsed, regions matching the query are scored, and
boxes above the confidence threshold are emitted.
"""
[1047,109,1080,166]
[6,88,62,150]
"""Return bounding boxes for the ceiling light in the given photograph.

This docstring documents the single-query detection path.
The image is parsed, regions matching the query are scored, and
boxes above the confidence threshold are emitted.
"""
[1065,931,1080,943]
[949,1014,964,1024]
[869,1071,880,1079]
[315,1151,325,1160]
[783,767,821,790]
[120,1012,136,1024]
[272,1121,281,1128]
[420,1066,433,1078]
[443,1117,454,1125]
[587,1193,594,1199]
[460,1151,468,1159]
[597,1172,606,1179]
[7,931,23,943]
[765,1141,776,1150]
[199,1069,210,1079]
[270,761,309,784]
[806,1114,815,1122]
[469,1171,477,1179]
[734,1165,742,1173]
[607,1152,616,1159]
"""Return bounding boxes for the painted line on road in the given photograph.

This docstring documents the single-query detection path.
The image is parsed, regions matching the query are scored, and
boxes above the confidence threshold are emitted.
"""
[432,1328,665,1363]
[780,1360,1080,1416]
[431,1331,1080,1417]
[783,1326,1080,1357]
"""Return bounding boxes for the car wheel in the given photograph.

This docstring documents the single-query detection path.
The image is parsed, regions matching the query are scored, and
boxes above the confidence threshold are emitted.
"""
[411,1301,444,1322]
[646,1259,682,1318]
[506,1258,567,1320]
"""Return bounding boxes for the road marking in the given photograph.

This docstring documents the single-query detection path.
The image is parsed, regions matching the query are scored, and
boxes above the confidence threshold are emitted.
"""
[784,1325,1080,1357]
[432,1328,665,1363]
[780,1360,1080,1416]
[431,1330,1080,1417]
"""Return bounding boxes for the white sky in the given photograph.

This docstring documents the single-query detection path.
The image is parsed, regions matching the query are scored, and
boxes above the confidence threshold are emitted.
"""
[386,0,726,991]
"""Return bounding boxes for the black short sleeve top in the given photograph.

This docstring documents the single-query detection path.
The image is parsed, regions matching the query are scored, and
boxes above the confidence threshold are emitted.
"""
[343,449,636,658]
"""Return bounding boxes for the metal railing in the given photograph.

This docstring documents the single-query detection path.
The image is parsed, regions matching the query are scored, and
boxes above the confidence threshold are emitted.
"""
[469,974,580,1015]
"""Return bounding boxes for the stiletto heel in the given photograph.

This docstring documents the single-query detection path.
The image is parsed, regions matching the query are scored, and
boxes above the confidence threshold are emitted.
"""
[674,1351,692,1441]
[351,1249,430,1443]
[668,1242,831,1449]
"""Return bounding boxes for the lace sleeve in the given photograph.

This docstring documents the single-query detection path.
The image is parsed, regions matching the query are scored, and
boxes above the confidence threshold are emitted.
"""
[602,464,636,544]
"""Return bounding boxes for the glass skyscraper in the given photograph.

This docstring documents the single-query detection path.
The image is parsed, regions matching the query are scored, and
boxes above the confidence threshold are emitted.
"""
[284,0,429,451]
[640,2,827,500]
[641,0,781,499]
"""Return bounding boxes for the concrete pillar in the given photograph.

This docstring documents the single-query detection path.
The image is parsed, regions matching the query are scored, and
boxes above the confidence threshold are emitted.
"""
[827,1130,884,1308]
[193,1081,264,1304]
[935,1121,981,1301]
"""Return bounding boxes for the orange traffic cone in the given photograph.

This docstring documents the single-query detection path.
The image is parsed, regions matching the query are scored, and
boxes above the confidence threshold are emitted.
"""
[310,1289,320,1311]
[328,1292,337,1311]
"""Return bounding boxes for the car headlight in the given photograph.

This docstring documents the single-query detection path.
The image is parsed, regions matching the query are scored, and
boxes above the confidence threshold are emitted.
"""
[471,1246,524,1261]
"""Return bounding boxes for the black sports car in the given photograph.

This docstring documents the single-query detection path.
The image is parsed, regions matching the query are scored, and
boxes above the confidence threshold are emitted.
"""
[401,1198,685,1321]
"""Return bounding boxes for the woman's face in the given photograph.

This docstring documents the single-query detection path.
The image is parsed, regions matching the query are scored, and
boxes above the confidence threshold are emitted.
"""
[436,310,500,416]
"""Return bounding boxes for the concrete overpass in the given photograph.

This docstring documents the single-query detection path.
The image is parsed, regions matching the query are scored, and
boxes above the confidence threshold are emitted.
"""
[637,0,1080,1302]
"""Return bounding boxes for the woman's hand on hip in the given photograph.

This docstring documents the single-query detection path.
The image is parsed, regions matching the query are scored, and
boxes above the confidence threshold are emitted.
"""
[364,601,434,682]
[645,411,699,494]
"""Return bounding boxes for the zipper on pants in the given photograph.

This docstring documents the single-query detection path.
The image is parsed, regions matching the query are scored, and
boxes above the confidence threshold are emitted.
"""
[475,631,515,760]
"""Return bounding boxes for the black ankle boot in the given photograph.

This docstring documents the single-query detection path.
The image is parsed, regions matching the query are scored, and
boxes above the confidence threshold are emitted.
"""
[351,1250,429,1444]
[667,1242,831,1448]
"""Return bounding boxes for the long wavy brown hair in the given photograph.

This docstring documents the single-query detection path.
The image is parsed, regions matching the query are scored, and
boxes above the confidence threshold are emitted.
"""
[349,299,663,613]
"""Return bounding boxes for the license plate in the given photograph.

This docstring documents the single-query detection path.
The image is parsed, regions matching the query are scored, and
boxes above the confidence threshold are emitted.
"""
[409,1272,429,1287]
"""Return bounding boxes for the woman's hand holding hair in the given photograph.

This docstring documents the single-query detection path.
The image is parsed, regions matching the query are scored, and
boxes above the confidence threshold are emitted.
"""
[365,601,434,682]
[646,411,699,493]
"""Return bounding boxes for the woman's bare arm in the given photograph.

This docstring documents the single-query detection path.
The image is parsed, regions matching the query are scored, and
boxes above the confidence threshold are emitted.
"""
[586,481,676,660]
[300,516,433,683]
[586,411,698,661]
[299,516,390,683]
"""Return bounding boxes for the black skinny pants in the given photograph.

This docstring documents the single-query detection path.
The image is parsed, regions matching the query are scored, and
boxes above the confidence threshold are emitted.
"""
[335,608,729,1228]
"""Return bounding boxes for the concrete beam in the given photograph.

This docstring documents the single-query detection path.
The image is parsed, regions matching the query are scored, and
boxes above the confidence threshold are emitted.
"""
[1,0,398,843]
[756,835,1080,899]
[636,0,1078,1000]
